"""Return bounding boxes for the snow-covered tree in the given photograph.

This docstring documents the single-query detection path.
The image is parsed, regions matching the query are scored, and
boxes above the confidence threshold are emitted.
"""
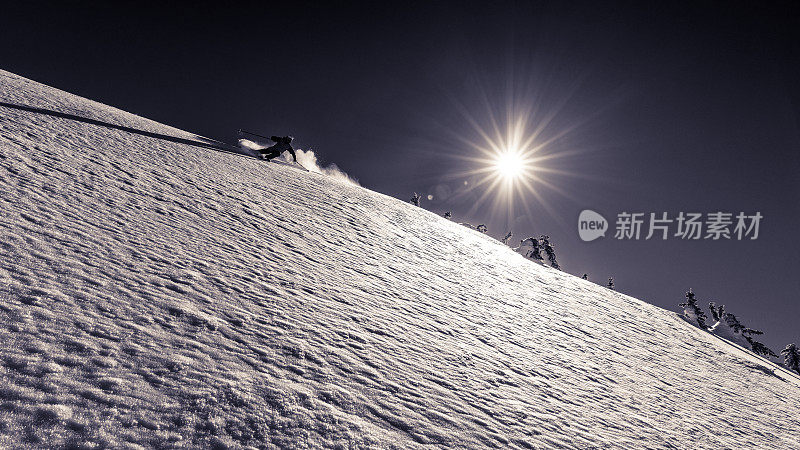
[477,224,488,233]
[410,192,421,206]
[546,246,560,270]
[723,313,762,336]
[710,311,776,358]
[607,277,614,290]
[581,273,588,280]
[781,343,800,375]
[679,289,707,329]
[540,235,560,270]
[709,302,725,322]
[501,231,512,245]
[516,237,543,261]
[444,211,452,220]
[745,337,777,358]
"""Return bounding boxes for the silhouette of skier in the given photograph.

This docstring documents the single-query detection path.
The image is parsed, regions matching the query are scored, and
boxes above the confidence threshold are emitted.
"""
[258,136,296,162]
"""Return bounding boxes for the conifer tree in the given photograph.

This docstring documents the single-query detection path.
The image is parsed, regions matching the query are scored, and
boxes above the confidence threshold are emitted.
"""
[679,289,707,328]
[708,302,725,322]
[518,237,543,260]
[716,312,776,358]
[781,343,800,375]
[722,313,763,336]
[410,192,421,206]
[444,211,452,220]
[723,312,746,334]
[745,337,778,358]
[477,224,488,233]
[501,231,512,245]
[539,235,560,270]
[607,277,614,290]
[546,246,560,270]
[582,273,588,280]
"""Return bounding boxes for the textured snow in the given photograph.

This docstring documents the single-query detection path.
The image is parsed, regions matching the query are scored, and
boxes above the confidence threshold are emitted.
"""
[1,69,799,448]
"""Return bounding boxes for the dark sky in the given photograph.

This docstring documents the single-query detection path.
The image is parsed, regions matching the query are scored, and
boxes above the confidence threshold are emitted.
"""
[2,1,798,351]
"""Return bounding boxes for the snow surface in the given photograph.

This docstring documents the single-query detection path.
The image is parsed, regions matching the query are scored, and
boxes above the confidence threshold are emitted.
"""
[1,69,799,448]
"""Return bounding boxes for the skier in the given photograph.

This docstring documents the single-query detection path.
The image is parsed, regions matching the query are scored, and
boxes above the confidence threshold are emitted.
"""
[258,136,297,162]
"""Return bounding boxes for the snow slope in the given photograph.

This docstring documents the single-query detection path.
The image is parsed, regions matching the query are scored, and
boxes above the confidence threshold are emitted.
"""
[1,69,799,449]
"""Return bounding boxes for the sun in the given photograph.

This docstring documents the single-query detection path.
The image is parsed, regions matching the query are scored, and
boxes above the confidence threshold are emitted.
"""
[494,148,527,180]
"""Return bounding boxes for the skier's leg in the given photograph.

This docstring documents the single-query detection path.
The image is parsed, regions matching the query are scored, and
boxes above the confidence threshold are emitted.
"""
[261,150,281,161]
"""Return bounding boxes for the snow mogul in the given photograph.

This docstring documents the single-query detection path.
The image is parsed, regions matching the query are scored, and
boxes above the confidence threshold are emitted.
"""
[258,136,297,162]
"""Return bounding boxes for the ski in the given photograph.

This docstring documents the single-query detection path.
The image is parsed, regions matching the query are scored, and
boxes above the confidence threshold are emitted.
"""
[267,158,310,172]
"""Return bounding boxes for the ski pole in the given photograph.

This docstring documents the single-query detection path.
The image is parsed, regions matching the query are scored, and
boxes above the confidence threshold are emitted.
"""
[239,129,273,140]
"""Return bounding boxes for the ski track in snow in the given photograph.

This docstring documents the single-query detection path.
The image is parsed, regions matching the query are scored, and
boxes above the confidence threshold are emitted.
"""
[0,69,799,449]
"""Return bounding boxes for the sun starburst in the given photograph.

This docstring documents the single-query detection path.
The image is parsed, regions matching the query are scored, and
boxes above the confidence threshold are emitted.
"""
[416,65,608,231]
[439,100,586,230]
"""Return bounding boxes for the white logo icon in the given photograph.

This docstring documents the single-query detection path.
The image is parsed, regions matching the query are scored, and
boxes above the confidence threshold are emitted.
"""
[579,210,608,241]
